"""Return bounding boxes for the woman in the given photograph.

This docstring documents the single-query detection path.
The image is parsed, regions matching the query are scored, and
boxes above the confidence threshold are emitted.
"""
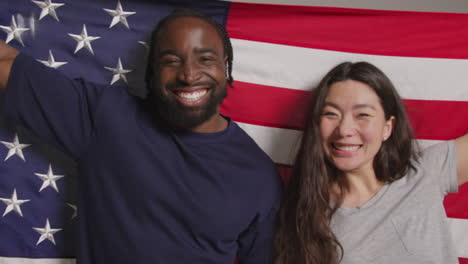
[275,61,468,264]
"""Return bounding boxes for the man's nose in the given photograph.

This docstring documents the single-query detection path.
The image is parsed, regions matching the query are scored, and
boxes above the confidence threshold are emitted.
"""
[178,60,201,84]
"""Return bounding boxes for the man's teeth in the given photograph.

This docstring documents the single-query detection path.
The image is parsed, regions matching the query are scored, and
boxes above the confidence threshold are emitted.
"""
[177,90,207,101]
[333,144,361,151]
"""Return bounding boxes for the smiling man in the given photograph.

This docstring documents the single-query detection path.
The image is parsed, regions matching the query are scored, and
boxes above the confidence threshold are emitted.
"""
[148,15,229,132]
[0,9,282,264]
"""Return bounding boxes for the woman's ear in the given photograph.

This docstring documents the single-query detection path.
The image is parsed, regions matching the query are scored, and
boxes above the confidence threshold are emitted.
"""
[383,116,395,141]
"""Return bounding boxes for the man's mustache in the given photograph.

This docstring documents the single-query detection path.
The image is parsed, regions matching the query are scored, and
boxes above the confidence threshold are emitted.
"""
[165,81,215,90]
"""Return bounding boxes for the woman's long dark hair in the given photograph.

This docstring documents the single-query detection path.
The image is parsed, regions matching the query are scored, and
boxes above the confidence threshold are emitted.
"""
[275,62,419,264]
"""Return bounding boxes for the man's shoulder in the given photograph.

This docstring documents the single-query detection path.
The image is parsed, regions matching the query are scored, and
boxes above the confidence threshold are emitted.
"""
[229,121,274,162]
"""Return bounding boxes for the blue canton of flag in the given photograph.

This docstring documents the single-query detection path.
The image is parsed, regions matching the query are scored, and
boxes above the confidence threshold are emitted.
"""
[0,0,229,262]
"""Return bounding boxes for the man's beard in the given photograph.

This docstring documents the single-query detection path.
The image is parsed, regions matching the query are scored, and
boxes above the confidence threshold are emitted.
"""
[147,81,227,130]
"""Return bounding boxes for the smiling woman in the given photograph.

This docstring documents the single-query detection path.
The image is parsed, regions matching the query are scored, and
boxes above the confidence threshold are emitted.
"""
[319,80,394,181]
[275,61,468,264]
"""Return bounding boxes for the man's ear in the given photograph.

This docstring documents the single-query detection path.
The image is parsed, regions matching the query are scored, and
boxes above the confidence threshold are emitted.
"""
[224,56,228,77]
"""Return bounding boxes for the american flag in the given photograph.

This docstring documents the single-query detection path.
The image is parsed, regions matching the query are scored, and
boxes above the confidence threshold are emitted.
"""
[1,0,467,263]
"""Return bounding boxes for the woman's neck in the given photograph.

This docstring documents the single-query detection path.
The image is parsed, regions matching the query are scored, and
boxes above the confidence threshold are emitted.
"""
[331,169,385,208]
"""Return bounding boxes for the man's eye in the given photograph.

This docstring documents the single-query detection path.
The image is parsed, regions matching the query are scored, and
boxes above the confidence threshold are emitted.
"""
[161,58,180,65]
[200,56,215,63]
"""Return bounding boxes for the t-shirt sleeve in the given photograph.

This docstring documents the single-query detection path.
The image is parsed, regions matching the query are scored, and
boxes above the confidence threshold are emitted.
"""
[2,53,105,159]
[420,140,458,195]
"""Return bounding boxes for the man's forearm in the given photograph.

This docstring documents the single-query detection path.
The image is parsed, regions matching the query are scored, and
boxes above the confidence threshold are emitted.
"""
[0,40,20,91]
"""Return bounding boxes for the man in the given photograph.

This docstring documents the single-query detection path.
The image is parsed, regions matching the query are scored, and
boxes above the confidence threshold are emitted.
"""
[0,9,282,264]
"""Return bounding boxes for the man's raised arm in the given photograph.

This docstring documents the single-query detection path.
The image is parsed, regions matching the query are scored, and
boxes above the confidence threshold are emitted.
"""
[0,40,20,91]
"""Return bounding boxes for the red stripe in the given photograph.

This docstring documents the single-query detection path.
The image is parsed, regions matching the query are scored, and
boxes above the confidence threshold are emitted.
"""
[226,2,468,59]
[277,165,468,220]
[444,183,468,219]
[460,258,468,264]
[220,81,468,140]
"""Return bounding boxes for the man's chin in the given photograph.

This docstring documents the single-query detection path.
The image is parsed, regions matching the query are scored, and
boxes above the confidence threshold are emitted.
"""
[159,108,215,130]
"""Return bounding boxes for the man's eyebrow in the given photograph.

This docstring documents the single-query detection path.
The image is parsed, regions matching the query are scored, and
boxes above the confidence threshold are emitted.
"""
[194,48,219,55]
[158,50,178,57]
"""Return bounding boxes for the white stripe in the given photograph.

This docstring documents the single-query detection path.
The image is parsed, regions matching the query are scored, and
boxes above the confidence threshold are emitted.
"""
[449,217,468,258]
[237,122,442,165]
[0,219,463,263]
[232,38,468,101]
[0,257,75,264]
[225,0,468,13]
[238,122,301,165]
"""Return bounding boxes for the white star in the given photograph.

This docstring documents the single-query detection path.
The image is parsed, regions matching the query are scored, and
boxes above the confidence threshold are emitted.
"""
[68,25,101,55]
[103,1,136,29]
[138,41,149,51]
[1,133,31,161]
[104,58,132,85]
[0,16,30,46]
[37,50,68,69]
[34,164,65,192]
[33,218,62,245]
[0,189,30,217]
[67,203,77,219]
[31,0,65,21]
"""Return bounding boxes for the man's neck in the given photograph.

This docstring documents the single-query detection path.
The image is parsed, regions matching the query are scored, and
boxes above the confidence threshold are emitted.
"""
[190,113,228,133]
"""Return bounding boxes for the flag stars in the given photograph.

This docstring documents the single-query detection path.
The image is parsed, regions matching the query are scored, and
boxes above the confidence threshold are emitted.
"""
[138,41,149,51]
[37,50,68,69]
[31,0,65,22]
[68,25,101,55]
[33,218,62,246]
[0,189,30,217]
[104,58,132,85]
[0,16,30,46]
[67,203,78,219]
[103,1,136,29]
[34,164,65,193]
[1,133,31,161]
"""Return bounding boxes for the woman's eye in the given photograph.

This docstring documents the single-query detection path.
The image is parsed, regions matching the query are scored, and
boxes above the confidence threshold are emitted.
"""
[322,111,338,117]
[358,113,371,118]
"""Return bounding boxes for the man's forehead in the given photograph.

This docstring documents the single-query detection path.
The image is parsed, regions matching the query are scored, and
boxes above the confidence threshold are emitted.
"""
[161,16,218,34]
[159,16,220,40]
[156,16,224,53]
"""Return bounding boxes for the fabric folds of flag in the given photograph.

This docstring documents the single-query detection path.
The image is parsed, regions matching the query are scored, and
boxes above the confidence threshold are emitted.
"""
[0,0,467,263]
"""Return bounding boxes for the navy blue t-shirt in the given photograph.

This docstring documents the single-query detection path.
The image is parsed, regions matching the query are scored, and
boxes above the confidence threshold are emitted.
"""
[3,54,282,264]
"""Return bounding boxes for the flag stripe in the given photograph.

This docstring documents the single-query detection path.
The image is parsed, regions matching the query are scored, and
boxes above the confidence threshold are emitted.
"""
[276,163,468,220]
[227,0,468,14]
[445,183,468,219]
[222,82,468,140]
[227,2,468,59]
[0,255,465,264]
[236,122,443,165]
[238,120,468,219]
[0,257,75,264]
[229,38,468,101]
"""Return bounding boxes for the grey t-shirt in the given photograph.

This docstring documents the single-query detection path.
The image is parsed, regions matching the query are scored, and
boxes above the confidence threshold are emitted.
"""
[331,141,458,264]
